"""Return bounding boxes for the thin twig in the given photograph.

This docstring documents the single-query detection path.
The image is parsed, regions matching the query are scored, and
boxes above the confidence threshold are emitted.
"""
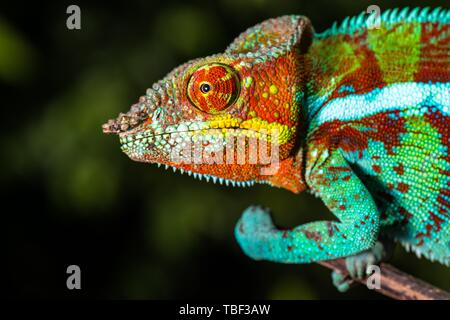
[318,259,450,300]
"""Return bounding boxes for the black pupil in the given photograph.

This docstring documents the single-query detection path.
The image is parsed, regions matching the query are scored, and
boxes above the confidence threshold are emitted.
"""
[200,83,211,93]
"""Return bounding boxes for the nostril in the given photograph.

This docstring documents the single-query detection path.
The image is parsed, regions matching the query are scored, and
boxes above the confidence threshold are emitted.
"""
[102,119,121,134]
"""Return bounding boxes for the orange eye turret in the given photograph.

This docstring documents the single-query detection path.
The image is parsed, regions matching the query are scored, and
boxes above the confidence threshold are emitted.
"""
[187,63,240,113]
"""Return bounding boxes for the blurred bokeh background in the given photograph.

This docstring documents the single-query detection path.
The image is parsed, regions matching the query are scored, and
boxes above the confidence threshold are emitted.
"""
[2,0,449,299]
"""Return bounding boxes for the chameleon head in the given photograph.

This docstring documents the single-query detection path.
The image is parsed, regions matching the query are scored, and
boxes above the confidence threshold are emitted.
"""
[102,15,312,192]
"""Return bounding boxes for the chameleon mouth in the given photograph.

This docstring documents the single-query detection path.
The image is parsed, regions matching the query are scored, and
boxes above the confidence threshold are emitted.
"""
[118,116,293,148]
[118,126,281,149]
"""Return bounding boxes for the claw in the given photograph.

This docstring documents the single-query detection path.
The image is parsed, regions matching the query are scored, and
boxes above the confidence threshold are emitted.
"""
[332,271,352,292]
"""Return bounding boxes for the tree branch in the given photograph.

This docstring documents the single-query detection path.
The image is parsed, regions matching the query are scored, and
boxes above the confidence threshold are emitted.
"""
[318,259,450,300]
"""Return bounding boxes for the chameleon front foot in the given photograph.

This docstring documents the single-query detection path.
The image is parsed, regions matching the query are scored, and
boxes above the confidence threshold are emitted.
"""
[331,240,395,292]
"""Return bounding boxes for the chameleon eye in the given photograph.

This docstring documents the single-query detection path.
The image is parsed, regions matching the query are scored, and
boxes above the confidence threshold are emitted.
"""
[187,63,240,113]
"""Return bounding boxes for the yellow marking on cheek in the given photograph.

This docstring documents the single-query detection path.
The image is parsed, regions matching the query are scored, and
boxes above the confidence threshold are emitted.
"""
[207,115,242,128]
[269,84,278,95]
[195,116,294,144]
[262,92,269,99]
[239,117,294,144]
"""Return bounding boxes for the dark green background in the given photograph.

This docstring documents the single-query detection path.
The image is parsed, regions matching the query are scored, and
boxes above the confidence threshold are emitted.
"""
[2,0,449,299]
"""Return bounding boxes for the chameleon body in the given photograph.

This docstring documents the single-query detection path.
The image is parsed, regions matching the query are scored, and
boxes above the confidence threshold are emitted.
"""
[103,8,450,288]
